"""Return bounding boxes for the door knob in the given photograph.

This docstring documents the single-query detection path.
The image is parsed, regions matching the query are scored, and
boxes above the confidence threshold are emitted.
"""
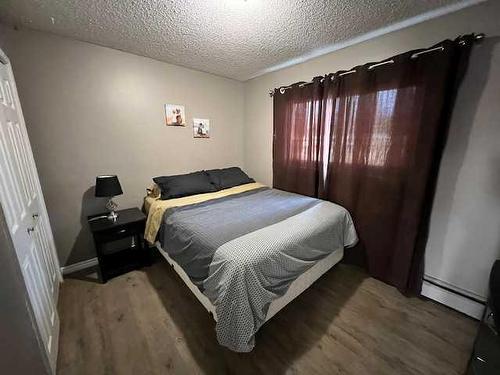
[27,227,35,235]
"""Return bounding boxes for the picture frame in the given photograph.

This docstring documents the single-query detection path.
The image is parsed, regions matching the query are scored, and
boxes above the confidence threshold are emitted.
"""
[165,104,186,126]
[193,118,210,138]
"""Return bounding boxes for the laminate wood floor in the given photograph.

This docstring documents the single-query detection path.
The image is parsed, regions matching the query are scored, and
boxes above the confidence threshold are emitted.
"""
[57,262,477,375]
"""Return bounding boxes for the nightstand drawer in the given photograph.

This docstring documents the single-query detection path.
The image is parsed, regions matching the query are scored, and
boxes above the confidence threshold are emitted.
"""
[94,222,144,243]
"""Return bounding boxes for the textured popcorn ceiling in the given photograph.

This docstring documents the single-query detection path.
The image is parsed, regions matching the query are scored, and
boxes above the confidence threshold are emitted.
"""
[0,0,473,81]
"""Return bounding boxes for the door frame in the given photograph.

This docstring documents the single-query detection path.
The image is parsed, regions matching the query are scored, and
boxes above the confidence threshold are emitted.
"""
[0,47,62,284]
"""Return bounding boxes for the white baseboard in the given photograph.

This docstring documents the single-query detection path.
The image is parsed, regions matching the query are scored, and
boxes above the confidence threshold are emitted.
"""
[421,280,485,319]
[60,257,99,275]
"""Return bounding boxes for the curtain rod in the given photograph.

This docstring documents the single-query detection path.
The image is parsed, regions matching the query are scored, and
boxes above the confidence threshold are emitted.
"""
[269,33,485,97]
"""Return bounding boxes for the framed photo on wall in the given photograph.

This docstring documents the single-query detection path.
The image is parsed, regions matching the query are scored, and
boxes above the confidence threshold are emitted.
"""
[193,118,210,138]
[165,104,186,126]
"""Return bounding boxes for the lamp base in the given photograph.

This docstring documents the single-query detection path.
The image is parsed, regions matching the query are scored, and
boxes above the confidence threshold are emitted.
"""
[107,210,118,221]
[106,198,119,221]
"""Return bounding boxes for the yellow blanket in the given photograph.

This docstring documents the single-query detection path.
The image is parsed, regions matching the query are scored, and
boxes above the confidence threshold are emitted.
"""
[144,182,266,244]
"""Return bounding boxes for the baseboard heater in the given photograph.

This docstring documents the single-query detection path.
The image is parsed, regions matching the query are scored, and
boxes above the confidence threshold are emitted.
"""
[421,275,486,320]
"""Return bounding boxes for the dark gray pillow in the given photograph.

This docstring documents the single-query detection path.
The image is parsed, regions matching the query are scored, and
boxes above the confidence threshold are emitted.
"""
[205,167,254,190]
[153,171,217,200]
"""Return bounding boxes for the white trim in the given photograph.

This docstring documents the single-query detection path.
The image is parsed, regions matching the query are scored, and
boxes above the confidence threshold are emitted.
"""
[424,274,486,302]
[421,280,485,319]
[61,257,98,275]
[247,0,486,80]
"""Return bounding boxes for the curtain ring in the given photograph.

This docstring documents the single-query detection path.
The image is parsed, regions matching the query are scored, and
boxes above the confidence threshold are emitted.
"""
[279,87,286,94]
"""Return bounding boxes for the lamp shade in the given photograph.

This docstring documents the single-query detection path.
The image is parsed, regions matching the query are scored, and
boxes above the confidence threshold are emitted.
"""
[95,175,123,197]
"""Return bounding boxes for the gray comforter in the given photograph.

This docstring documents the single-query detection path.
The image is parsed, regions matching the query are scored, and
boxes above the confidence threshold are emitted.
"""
[159,187,357,352]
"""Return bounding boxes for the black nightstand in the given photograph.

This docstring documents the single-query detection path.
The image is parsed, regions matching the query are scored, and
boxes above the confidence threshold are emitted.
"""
[88,208,150,283]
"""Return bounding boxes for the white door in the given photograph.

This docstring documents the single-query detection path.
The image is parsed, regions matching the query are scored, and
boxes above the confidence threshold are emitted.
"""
[0,49,61,373]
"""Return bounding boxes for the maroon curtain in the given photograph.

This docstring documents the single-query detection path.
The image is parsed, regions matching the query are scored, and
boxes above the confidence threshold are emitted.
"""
[273,36,474,294]
[273,77,324,197]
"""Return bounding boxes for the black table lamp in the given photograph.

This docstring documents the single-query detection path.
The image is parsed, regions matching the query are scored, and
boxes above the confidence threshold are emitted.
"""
[95,175,123,221]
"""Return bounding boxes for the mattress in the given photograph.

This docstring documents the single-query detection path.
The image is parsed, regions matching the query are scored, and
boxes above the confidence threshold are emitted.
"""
[144,182,266,243]
[147,185,357,351]
[143,195,157,215]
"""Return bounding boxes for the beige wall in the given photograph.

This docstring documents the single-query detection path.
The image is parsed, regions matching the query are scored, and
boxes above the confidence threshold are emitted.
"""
[244,0,500,299]
[0,26,245,265]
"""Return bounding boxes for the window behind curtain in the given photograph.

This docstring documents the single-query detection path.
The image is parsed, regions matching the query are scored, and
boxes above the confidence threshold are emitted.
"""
[273,79,323,197]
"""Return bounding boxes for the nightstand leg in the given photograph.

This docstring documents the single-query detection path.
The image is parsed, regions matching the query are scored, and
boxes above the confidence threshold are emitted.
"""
[93,239,107,284]
[97,260,106,283]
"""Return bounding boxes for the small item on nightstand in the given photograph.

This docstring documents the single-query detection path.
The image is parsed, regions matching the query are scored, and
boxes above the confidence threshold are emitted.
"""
[95,175,123,221]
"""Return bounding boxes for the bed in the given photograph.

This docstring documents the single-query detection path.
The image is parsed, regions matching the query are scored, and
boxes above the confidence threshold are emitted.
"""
[144,176,357,352]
